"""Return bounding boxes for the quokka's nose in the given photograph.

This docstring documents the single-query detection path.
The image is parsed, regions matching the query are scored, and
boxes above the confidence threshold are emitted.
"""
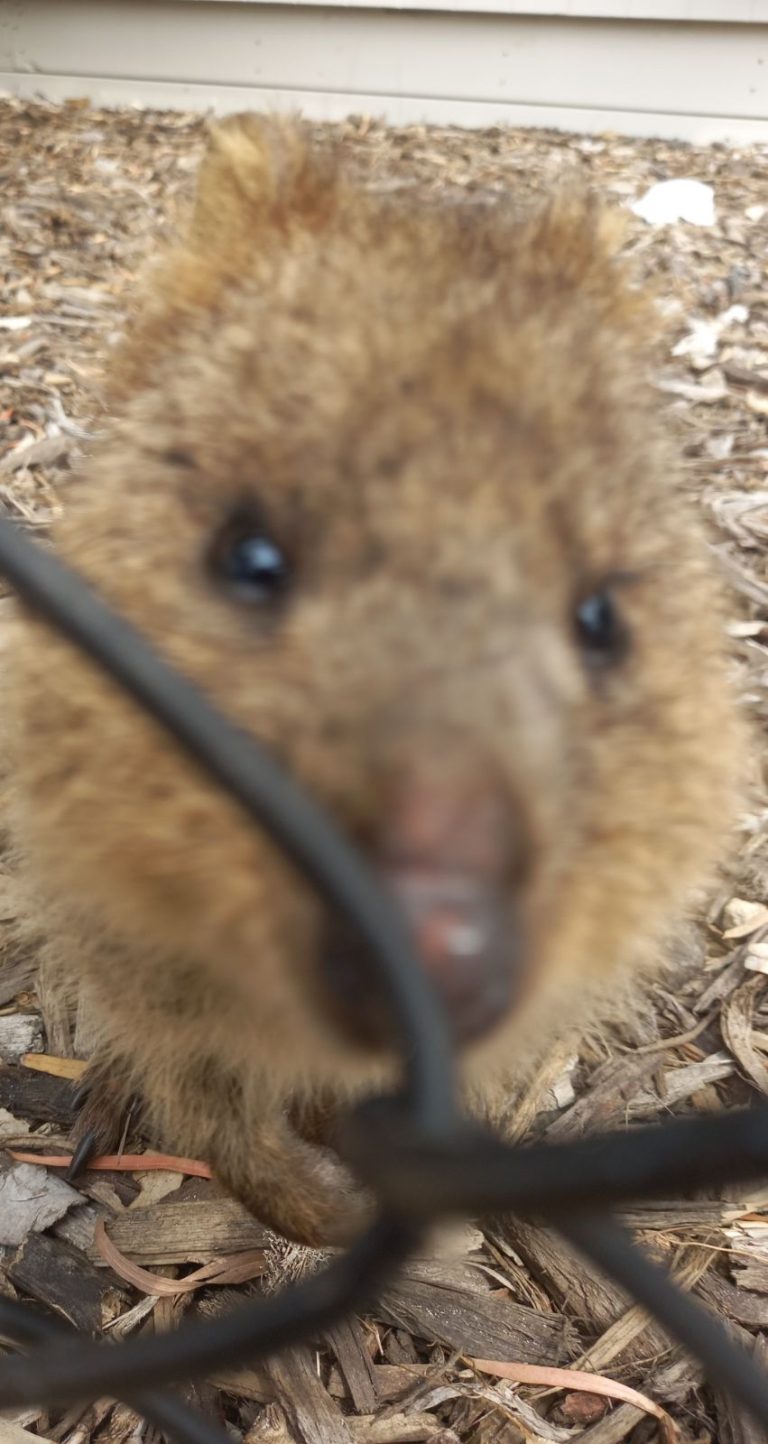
[322,753,527,1047]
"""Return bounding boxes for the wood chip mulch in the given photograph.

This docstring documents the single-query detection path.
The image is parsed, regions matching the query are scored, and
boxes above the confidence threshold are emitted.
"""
[2,95,768,1444]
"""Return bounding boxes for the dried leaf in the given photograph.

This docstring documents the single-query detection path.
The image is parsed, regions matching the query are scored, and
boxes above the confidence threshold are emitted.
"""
[94,1219,266,1295]
[8,1148,212,1176]
[722,902,768,939]
[747,392,768,418]
[470,1359,679,1442]
[0,1422,55,1444]
[721,979,768,1095]
[20,1052,86,1080]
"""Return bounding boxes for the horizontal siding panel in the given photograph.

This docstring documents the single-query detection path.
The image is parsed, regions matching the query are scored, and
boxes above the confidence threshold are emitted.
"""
[4,3,768,117]
[4,70,768,143]
[183,0,768,18]
[2,0,767,141]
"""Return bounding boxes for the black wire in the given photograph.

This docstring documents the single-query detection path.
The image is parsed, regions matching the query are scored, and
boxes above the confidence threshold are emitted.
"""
[0,1296,232,1444]
[563,1214,768,1430]
[0,517,454,1136]
[340,1098,768,1218]
[0,1216,418,1409]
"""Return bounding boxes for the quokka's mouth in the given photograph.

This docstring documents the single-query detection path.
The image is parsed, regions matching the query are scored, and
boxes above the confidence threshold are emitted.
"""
[321,863,519,1049]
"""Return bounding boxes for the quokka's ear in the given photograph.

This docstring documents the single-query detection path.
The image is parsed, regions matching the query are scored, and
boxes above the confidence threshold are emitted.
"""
[105,114,342,400]
[524,192,628,273]
[189,112,341,256]
[513,192,655,338]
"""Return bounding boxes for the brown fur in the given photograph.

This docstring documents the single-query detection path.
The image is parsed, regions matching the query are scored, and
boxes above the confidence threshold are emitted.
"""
[1,116,745,1244]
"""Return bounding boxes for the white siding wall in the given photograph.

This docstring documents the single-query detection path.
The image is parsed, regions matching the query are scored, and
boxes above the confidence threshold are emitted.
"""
[1,0,767,141]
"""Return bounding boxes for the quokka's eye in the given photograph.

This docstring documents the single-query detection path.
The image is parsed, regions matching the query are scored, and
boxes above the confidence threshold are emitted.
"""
[573,589,629,667]
[209,509,292,607]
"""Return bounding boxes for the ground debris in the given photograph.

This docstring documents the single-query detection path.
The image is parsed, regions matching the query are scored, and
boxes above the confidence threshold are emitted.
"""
[86,1198,272,1267]
[379,1256,574,1363]
[714,1329,768,1444]
[265,1346,358,1444]
[324,1317,378,1414]
[7,1230,123,1331]
[0,1158,80,1245]
[0,1013,43,1064]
